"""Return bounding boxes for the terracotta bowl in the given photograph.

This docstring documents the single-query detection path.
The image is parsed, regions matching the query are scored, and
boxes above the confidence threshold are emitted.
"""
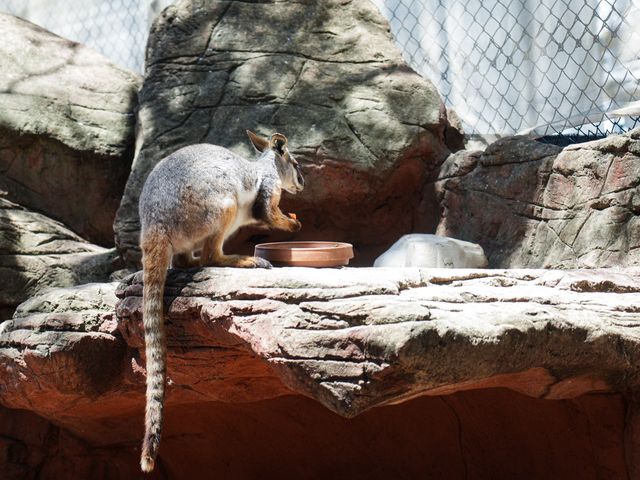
[254,241,354,268]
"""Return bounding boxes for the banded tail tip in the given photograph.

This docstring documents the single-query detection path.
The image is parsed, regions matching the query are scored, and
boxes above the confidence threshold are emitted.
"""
[141,454,155,473]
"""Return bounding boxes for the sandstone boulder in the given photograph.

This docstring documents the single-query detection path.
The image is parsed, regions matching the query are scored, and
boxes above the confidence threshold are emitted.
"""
[435,128,640,268]
[0,13,141,245]
[1,266,639,477]
[114,0,458,265]
[115,266,640,415]
[0,282,141,477]
[0,198,115,320]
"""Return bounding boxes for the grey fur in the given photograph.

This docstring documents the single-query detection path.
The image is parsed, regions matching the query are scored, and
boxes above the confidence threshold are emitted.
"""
[139,142,303,253]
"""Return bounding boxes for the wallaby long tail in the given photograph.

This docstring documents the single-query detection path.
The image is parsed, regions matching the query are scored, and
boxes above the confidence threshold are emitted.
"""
[140,232,171,473]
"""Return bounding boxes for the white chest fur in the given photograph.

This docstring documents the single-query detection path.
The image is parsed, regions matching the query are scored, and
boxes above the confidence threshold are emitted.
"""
[224,186,258,240]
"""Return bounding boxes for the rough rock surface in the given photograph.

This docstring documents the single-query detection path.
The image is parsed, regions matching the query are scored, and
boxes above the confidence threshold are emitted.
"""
[0,13,141,245]
[0,198,115,320]
[114,0,458,265]
[115,267,640,415]
[435,128,640,268]
[0,394,631,480]
[0,405,146,480]
[1,267,639,478]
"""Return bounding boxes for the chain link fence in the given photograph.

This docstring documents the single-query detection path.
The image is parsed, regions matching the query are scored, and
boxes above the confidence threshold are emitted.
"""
[2,0,639,142]
[0,0,170,73]
[372,0,640,141]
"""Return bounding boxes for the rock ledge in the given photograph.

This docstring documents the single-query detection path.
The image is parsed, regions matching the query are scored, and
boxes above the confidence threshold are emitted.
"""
[1,267,639,478]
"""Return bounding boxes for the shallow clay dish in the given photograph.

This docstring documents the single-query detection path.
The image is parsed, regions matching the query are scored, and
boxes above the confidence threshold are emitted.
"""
[254,241,354,268]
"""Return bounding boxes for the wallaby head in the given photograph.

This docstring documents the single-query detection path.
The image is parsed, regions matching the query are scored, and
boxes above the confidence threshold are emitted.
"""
[247,130,305,194]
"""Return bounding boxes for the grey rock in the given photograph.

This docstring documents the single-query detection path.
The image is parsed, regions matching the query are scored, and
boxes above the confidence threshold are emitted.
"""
[0,198,115,319]
[0,13,141,245]
[435,129,640,268]
[0,282,126,420]
[114,0,456,265]
[123,266,640,416]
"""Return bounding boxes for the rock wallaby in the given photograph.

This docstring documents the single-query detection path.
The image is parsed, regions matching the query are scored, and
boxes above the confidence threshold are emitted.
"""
[137,131,304,472]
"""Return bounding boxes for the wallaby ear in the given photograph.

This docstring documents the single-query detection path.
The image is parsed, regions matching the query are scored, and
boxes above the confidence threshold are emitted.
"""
[247,130,270,153]
[269,133,288,154]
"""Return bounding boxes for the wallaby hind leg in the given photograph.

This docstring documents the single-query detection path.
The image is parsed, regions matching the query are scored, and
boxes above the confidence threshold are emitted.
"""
[201,232,271,268]
[200,208,271,268]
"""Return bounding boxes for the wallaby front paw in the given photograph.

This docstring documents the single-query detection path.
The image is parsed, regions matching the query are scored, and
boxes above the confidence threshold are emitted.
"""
[289,218,302,232]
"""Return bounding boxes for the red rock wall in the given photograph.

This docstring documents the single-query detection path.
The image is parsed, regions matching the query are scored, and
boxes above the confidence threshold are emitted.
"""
[2,390,630,479]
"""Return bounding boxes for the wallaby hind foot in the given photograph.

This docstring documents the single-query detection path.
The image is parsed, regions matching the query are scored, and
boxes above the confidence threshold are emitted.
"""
[206,254,272,268]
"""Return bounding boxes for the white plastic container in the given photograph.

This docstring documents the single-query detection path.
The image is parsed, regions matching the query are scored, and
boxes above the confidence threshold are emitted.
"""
[373,234,488,268]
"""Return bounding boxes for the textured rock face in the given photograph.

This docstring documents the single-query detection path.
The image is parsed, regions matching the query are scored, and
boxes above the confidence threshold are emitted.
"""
[0,198,114,320]
[116,267,640,415]
[114,0,456,265]
[0,394,630,480]
[0,283,123,413]
[0,267,639,478]
[435,128,640,268]
[0,406,145,480]
[0,13,140,245]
